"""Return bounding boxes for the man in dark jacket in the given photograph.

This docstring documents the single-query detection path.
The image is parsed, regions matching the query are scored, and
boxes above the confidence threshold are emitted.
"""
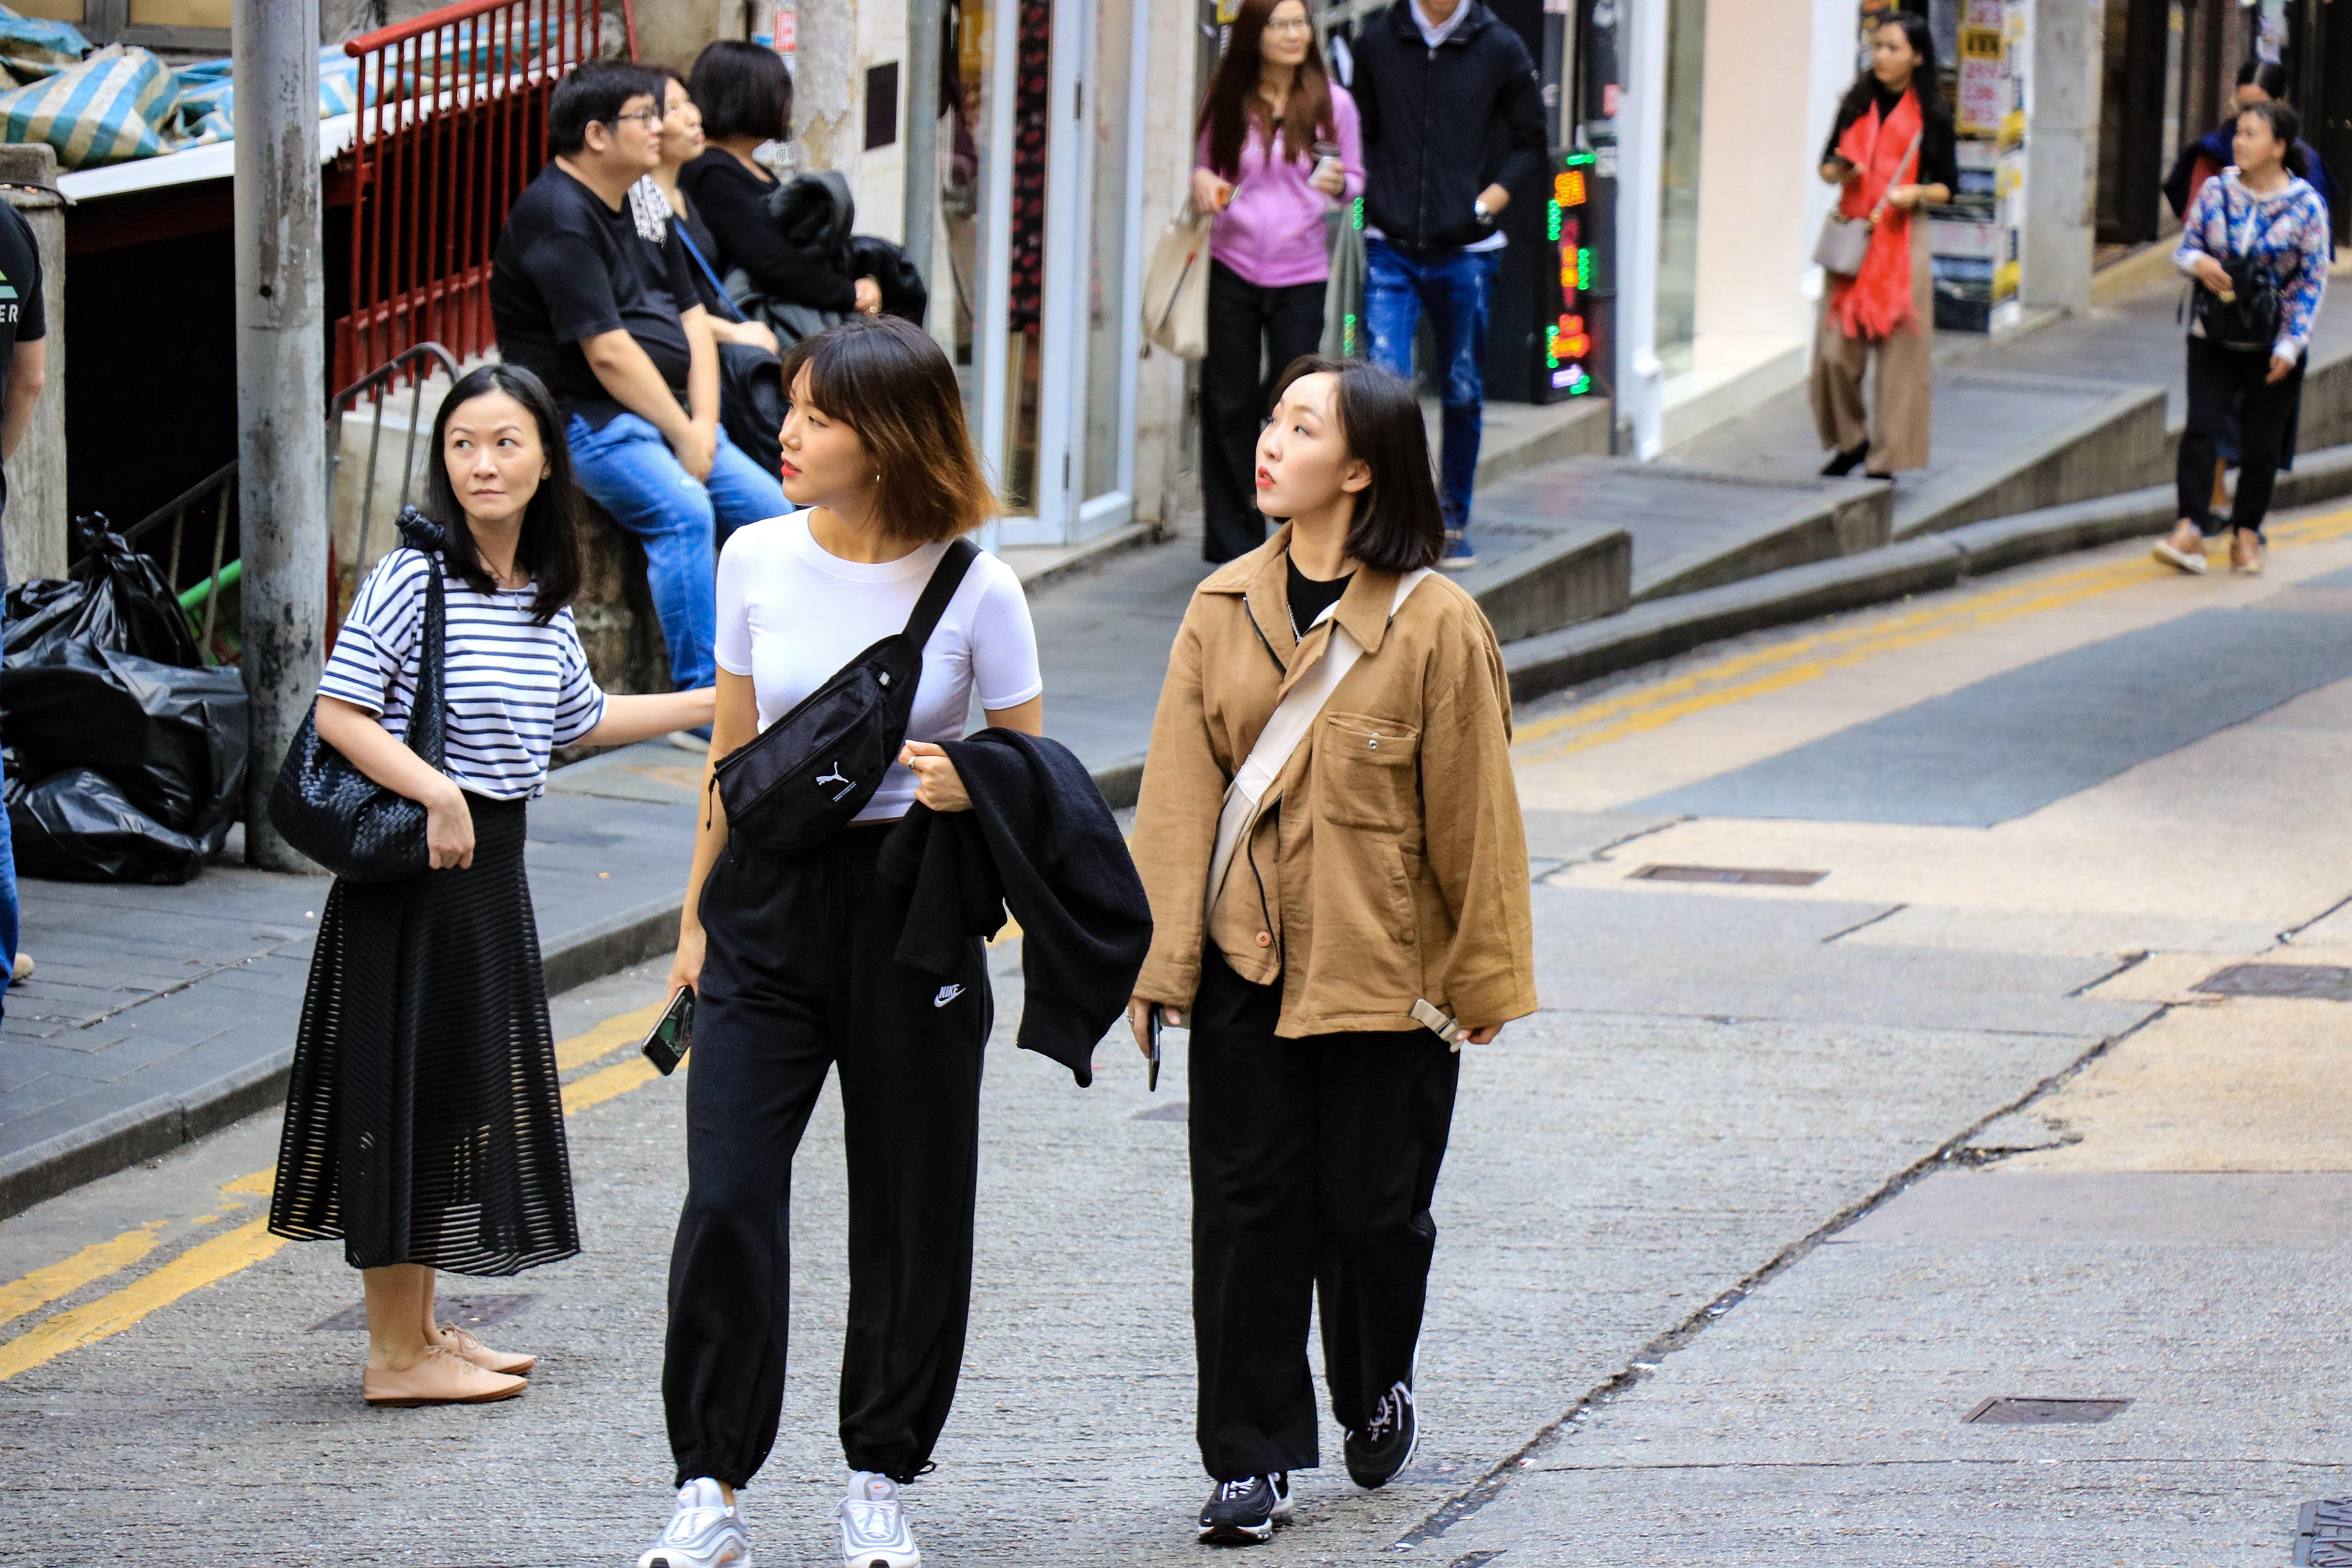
[1351,0,1545,568]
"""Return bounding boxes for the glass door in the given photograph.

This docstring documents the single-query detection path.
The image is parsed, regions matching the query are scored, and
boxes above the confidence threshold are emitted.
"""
[995,0,1149,546]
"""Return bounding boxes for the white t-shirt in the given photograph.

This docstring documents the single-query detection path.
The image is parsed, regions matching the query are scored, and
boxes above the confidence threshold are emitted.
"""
[714,512,1044,822]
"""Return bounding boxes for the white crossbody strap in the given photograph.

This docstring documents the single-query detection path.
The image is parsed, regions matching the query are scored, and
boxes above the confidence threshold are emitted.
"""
[1203,568,1432,918]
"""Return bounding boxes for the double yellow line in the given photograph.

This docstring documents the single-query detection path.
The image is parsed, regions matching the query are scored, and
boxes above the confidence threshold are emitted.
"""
[1511,506,2352,765]
[0,998,675,1384]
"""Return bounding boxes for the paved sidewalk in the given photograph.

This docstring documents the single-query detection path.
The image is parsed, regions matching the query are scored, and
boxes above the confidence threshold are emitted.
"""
[0,740,704,1217]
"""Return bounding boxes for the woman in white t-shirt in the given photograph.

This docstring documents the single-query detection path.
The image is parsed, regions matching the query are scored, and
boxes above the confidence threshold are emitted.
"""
[642,316,1041,1568]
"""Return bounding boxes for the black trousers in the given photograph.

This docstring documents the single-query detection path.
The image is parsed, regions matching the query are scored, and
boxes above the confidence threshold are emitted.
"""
[1201,260,1329,564]
[2178,334,2305,537]
[1188,948,1461,1481]
[662,827,993,1489]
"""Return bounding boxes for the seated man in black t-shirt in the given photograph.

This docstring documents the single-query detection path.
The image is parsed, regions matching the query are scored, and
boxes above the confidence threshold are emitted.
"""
[490,62,787,698]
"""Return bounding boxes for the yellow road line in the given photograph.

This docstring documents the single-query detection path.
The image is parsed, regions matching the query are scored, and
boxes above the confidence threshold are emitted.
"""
[0,1220,165,1334]
[1514,504,2352,761]
[0,1217,285,1383]
[0,1000,679,1384]
[555,1000,665,1071]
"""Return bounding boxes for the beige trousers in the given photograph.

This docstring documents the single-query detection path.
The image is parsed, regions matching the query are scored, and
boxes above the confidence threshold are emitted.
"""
[1809,217,1934,474]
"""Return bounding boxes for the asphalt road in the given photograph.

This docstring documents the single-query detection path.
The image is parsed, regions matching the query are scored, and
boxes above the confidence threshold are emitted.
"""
[5,509,2352,1566]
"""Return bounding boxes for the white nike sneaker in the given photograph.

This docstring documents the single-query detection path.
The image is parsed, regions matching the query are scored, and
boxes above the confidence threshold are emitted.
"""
[837,1471,920,1568]
[638,1478,751,1568]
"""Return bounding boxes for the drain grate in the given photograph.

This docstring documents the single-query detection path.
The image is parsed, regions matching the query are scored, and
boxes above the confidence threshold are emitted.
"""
[1631,864,1826,887]
[1130,1102,1189,1123]
[2295,1499,2352,1566]
[312,1292,538,1333]
[1963,1396,2130,1425]
[2195,964,2352,1002]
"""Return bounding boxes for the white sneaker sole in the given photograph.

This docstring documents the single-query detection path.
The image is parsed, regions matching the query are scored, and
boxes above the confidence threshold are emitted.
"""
[842,1542,919,1568]
[639,1546,750,1568]
[2153,541,2208,575]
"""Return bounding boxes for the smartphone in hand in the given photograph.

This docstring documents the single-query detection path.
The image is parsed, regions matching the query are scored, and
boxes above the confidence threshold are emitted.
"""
[641,986,696,1076]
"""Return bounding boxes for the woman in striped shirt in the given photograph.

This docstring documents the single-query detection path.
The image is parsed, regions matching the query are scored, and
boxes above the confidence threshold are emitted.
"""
[268,364,716,1409]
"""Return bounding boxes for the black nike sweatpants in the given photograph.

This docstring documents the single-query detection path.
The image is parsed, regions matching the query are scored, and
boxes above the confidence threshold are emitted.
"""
[1188,947,1462,1482]
[662,825,993,1489]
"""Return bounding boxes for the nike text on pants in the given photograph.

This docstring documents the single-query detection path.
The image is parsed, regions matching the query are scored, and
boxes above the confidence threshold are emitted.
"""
[663,825,992,1488]
[1187,946,1461,1481]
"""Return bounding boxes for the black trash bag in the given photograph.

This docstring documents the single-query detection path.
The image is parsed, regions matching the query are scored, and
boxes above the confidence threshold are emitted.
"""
[3,514,200,668]
[2,641,249,851]
[8,767,207,884]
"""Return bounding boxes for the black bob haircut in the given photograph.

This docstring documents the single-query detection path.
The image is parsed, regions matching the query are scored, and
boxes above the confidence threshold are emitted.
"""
[423,363,585,625]
[547,60,664,156]
[691,40,794,143]
[2238,60,2291,100]
[1264,356,1444,573]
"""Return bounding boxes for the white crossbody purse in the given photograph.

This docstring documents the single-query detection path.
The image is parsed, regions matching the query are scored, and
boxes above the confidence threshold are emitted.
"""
[1194,566,1467,1048]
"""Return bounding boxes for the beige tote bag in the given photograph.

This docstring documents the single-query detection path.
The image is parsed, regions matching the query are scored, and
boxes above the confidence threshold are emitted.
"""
[1142,203,1213,360]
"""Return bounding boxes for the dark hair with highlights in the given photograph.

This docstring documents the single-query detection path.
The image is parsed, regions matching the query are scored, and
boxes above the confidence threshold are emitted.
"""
[1838,11,1950,134]
[425,364,585,625]
[546,60,664,157]
[1265,355,1443,573]
[691,39,795,143]
[2238,98,2310,178]
[778,316,997,546]
[1196,0,1335,180]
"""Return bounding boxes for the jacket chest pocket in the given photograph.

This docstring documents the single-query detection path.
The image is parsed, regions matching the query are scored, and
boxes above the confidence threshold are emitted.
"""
[1316,712,1420,831]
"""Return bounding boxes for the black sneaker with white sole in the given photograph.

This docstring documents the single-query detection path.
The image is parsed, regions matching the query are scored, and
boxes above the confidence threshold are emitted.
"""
[1197,1473,1291,1544]
[1344,1379,1417,1488]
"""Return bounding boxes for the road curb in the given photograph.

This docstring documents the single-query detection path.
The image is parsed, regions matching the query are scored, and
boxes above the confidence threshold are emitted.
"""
[0,753,1154,1220]
[1504,443,2352,705]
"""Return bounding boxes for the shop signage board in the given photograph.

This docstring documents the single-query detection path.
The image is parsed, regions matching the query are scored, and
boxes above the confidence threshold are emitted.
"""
[1546,151,1597,396]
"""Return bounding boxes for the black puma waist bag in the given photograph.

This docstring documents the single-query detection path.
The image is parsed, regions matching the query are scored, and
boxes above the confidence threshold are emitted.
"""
[711,537,979,857]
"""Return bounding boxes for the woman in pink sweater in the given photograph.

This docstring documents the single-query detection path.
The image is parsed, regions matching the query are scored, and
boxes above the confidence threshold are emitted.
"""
[1191,0,1365,564]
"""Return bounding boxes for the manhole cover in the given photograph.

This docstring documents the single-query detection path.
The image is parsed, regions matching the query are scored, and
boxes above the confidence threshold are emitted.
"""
[2195,964,2352,1002]
[311,1293,538,1332]
[2295,1498,2352,1566]
[1630,864,1826,887]
[1963,1396,2130,1425]
[1131,1102,1188,1122]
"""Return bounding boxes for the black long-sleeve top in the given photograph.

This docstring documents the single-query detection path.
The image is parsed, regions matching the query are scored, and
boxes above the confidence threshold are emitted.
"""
[1819,80,1958,195]
[677,148,859,314]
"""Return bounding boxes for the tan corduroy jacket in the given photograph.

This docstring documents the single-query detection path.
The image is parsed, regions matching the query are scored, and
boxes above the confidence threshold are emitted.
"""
[1131,526,1538,1038]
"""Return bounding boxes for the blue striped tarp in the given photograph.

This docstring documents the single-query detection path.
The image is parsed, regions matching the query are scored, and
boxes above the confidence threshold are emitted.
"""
[0,43,172,169]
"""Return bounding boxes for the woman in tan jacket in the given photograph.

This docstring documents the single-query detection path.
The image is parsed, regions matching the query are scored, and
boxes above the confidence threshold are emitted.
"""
[1127,356,1536,1544]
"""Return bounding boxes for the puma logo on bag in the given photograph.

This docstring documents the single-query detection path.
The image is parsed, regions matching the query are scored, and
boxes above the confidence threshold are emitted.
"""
[815,763,854,800]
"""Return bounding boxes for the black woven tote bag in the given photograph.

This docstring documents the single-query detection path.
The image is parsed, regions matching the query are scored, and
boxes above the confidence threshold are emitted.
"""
[712,537,976,857]
[268,508,449,882]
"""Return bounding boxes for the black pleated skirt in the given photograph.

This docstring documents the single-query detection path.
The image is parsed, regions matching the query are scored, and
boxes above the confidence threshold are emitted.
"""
[268,793,580,1275]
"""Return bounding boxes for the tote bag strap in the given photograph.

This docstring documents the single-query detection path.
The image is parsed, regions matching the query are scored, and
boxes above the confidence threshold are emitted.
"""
[405,545,448,770]
[1203,566,1433,916]
[1866,129,1926,223]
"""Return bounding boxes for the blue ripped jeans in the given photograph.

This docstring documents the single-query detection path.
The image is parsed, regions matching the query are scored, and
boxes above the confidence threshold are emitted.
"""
[567,412,789,691]
[1363,238,1500,531]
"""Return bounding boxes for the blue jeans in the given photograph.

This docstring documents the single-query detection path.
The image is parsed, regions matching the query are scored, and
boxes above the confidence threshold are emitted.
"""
[567,411,789,691]
[1363,238,1500,531]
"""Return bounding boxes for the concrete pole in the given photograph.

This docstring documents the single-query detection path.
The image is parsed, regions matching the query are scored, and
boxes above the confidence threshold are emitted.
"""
[2020,0,2100,314]
[233,0,327,871]
[903,0,942,319]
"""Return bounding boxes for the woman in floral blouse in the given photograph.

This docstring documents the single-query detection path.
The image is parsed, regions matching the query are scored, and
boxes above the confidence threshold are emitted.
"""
[2159,98,2331,578]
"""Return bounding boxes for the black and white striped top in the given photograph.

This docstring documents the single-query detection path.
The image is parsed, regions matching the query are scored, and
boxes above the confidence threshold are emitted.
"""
[319,548,608,800]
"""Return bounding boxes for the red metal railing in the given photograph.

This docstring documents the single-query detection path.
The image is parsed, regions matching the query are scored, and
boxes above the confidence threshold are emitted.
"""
[333,0,637,390]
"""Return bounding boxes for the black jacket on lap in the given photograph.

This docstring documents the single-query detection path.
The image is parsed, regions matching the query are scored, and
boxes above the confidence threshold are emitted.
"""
[878,729,1151,1087]
[1351,0,1546,253]
[678,149,859,314]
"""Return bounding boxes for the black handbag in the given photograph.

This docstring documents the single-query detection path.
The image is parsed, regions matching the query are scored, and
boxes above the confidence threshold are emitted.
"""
[267,508,449,882]
[2192,186,2283,352]
[712,537,978,857]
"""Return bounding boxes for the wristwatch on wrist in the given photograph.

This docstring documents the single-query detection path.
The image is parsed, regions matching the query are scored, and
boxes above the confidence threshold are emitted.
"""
[1473,198,1494,225]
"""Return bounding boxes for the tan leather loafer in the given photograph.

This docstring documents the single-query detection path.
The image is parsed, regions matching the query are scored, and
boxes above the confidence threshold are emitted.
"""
[438,1322,535,1376]
[362,1344,527,1406]
[2231,532,2266,575]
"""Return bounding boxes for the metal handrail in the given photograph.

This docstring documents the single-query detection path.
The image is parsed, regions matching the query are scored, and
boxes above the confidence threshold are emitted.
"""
[343,0,636,61]
[111,341,467,665]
